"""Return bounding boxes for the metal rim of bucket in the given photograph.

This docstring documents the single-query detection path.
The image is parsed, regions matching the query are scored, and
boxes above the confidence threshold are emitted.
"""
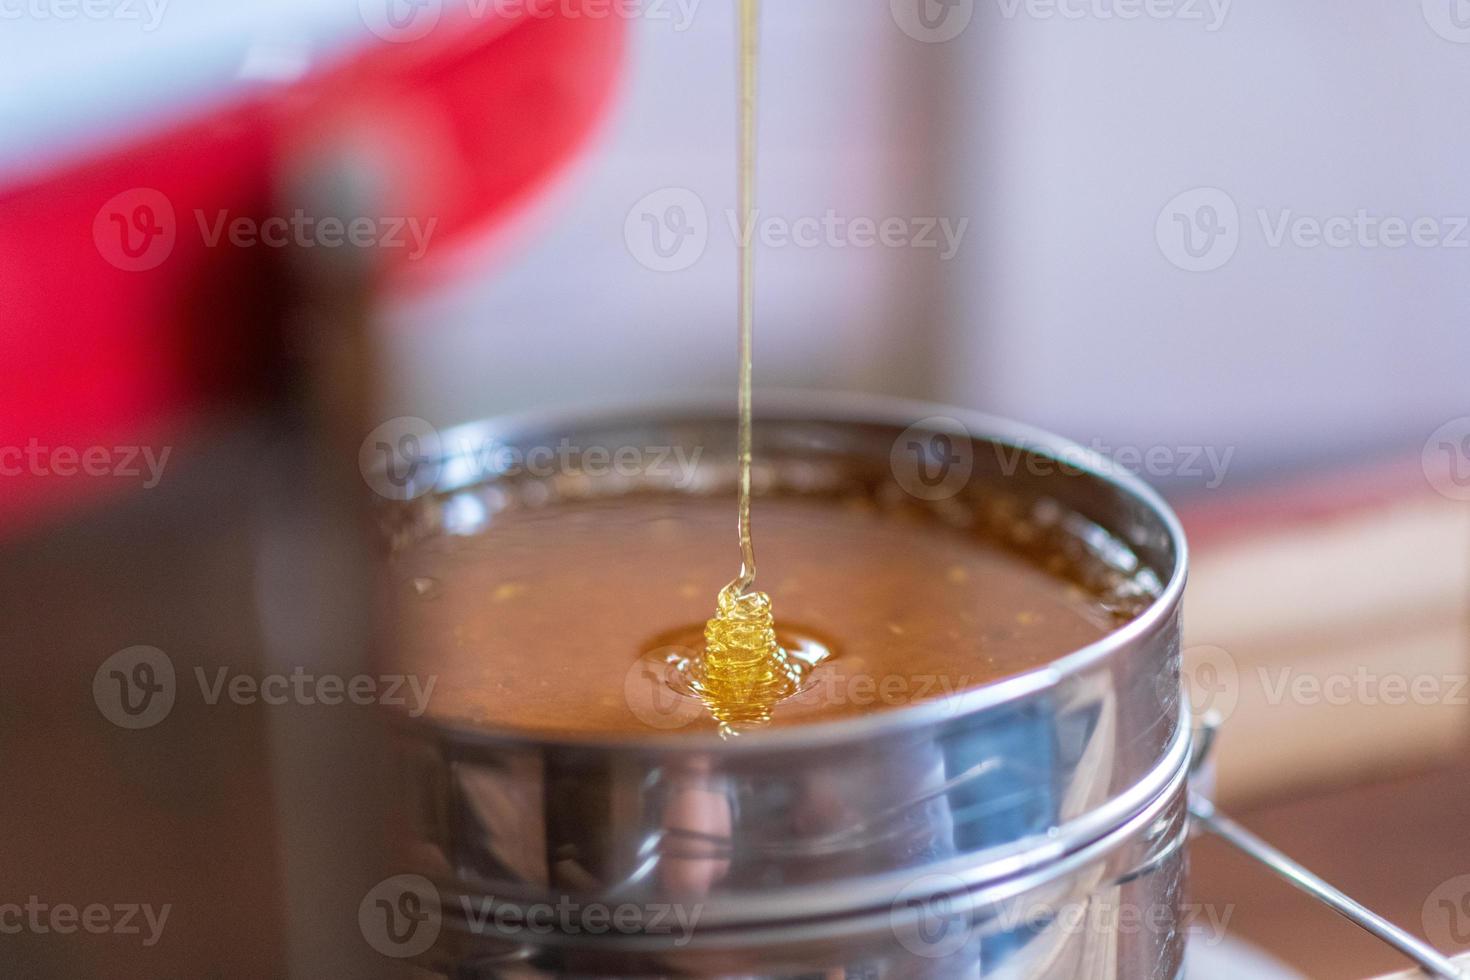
[379,391,1191,939]
[383,389,1188,756]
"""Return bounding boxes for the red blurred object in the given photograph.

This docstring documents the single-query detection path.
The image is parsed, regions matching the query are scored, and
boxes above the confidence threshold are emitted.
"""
[0,4,625,533]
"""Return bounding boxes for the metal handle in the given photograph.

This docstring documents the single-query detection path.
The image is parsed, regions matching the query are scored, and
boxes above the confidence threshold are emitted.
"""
[1190,714,1465,979]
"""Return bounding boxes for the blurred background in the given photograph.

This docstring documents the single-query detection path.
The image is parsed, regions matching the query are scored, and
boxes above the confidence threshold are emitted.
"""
[381,0,1470,475]
[3,1,1469,977]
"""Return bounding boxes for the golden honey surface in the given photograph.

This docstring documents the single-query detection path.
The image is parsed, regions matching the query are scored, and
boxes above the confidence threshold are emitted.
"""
[394,494,1118,736]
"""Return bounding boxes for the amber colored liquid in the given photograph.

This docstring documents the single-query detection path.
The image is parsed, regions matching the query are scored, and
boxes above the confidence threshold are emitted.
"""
[396,494,1117,737]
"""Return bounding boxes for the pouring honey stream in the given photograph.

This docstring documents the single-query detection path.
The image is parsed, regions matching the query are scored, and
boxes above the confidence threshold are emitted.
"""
[691,0,807,736]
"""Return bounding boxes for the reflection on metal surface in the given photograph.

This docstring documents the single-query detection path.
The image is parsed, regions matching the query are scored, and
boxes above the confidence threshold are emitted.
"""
[380,396,1191,977]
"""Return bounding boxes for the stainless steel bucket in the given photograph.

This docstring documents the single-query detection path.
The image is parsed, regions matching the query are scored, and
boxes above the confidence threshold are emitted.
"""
[375,393,1189,979]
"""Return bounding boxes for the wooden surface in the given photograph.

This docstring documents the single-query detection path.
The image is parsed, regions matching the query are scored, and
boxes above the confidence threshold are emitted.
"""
[1191,758,1470,979]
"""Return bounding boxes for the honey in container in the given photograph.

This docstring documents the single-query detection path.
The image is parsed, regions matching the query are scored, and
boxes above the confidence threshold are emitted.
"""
[388,443,1161,738]
[375,403,1187,980]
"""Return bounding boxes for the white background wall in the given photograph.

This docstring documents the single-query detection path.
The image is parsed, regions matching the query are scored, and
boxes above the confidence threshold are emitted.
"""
[380,0,954,422]
[940,0,1470,482]
[374,0,1470,490]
